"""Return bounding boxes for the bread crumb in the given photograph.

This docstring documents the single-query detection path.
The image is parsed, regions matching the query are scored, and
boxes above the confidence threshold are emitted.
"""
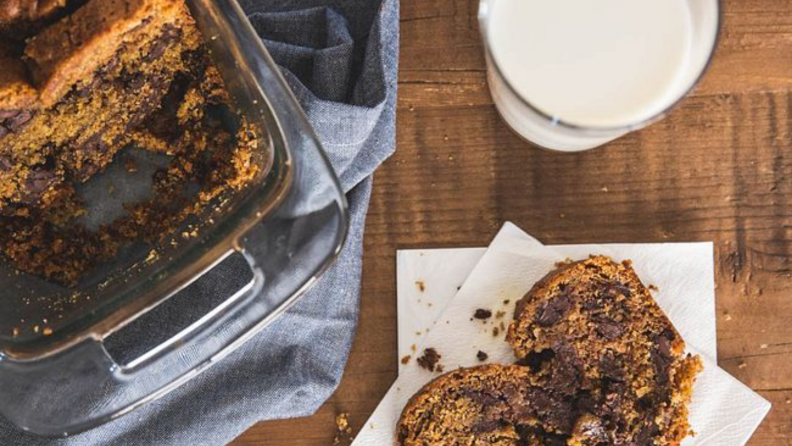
[417,348,442,372]
[415,280,426,292]
[401,355,411,365]
[492,326,500,337]
[333,413,353,445]
[495,310,506,319]
[738,361,747,369]
[474,309,492,320]
[760,344,768,349]
[555,258,574,268]
[476,351,488,361]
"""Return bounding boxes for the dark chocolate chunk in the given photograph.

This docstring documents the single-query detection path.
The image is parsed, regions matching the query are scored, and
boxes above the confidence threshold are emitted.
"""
[18,164,60,204]
[599,351,626,382]
[6,109,33,132]
[547,344,585,394]
[144,25,181,62]
[463,389,501,407]
[594,316,624,340]
[528,388,577,433]
[634,420,660,445]
[0,109,34,134]
[605,282,632,298]
[534,292,572,327]
[0,109,19,120]
[0,156,11,171]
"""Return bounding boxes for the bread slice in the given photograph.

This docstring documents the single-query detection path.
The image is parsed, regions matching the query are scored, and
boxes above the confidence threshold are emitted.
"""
[507,256,702,446]
[397,364,585,446]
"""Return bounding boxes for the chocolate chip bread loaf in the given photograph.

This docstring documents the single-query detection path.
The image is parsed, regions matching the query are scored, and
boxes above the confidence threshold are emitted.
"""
[0,0,262,285]
[507,256,702,446]
[398,364,583,446]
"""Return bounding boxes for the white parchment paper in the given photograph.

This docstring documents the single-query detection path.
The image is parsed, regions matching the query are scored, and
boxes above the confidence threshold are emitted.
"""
[354,222,770,446]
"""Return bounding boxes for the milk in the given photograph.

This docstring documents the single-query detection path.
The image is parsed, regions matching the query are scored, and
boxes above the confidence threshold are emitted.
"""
[480,0,717,151]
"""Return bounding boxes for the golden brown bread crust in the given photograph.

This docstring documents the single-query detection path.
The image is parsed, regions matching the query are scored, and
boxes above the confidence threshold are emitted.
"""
[507,256,702,446]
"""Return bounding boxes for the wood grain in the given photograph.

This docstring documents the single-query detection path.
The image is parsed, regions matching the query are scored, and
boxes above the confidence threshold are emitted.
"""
[233,0,792,444]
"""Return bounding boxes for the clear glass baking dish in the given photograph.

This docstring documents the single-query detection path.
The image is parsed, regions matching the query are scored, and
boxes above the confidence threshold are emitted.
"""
[0,0,349,436]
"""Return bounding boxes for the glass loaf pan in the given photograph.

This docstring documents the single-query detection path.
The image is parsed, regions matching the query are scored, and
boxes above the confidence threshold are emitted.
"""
[0,0,349,436]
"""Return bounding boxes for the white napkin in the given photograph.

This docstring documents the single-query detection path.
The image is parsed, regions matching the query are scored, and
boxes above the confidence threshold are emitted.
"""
[353,222,771,446]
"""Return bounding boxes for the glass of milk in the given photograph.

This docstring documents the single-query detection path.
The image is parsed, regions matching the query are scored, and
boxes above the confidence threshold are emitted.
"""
[479,0,720,152]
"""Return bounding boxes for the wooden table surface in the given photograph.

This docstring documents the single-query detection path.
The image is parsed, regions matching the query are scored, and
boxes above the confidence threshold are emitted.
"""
[233,0,792,444]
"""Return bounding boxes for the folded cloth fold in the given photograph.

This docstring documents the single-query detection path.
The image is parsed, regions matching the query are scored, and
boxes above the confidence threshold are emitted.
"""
[0,0,398,444]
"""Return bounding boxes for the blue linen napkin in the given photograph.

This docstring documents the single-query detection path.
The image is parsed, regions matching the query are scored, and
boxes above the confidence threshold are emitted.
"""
[0,0,398,444]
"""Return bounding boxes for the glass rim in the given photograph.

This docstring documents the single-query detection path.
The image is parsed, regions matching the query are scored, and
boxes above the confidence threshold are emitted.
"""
[478,0,723,135]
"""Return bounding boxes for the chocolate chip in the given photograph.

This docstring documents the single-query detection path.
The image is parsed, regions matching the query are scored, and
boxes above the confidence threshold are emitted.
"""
[20,166,59,203]
[0,109,19,120]
[8,110,32,131]
[634,420,660,445]
[547,344,585,394]
[145,41,169,62]
[608,283,632,298]
[464,389,500,407]
[529,388,577,433]
[474,309,492,320]
[534,293,572,327]
[599,351,626,382]
[582,299,603,310]
[650,335,674,386]
[144,25,181,62]
[594,317,624,340]
[127,74,146,91]
[476,350,488,361]
[574,391,597,414]
[470,418,503,434]
[1,109,34,133]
